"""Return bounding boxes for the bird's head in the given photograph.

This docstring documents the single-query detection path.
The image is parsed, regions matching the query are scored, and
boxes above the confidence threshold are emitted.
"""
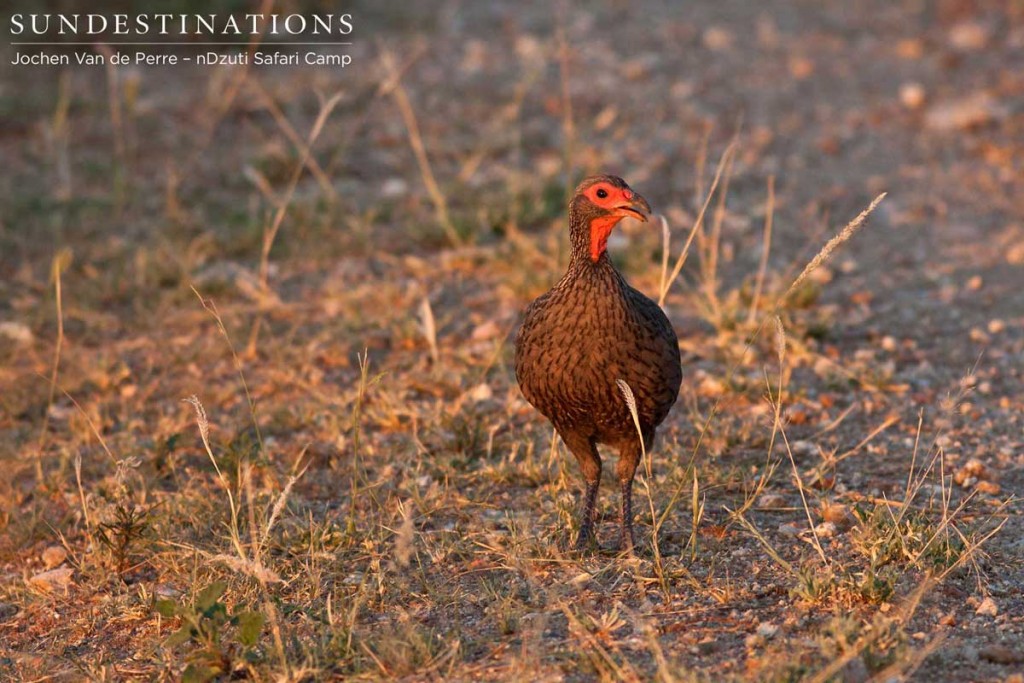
[569,174,651,263]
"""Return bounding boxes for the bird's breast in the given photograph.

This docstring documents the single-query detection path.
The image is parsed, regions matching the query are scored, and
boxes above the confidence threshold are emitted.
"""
[515,278,680,436]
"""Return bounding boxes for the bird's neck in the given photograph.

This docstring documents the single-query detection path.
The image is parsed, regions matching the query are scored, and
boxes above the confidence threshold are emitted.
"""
[568,211,623,267]
[563,245,624,292]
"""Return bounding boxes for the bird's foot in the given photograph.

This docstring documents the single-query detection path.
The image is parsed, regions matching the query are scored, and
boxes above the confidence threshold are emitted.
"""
[573,522,597,554]
[571,480,601,554]
[619,522,637,558]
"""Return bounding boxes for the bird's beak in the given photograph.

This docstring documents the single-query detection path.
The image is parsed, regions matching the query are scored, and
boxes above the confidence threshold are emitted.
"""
[613,192,651,222]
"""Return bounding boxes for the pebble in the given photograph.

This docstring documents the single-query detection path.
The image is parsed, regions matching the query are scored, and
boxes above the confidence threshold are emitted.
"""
[466,383,493,403]
[154,584,182,599]
[570,572,592,586]
[790,440,817,458]
[821,502,851,527]
[948,21,990,51]
[976,480,1001,495]
[702,27,734,51]
[975,596,998,617]
[925,93,1006,132]
[813,521,838,538]
[757,493,787,509]
[778,523,802,538]
[954,459,989,487]
[41,546,67,569]
[381,178,408,198]
[899,82,926,110]
[27,566,74,593]
[0,321,33,346]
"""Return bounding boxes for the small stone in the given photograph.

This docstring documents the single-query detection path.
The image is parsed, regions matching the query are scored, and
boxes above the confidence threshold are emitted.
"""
[154,584,182,600]
[41,546,67,569]
[969,327,990,343]
[948,21,990,51]
[813,522,838,538]
[790,440,817,457]
[756,622,778,639]
[809,266,834,285]
[702,26,734,51]
[975,596,998,617]
[976,480,1001,495]
[514,34,544,65]
[821,502,852,528]
[789,56,814,79]
[0,321,33,346]
[880,336,898,352]
[778,523,802,538]
[381,178,408,198]
[46,403,74,421]
[1006,241,1024,265]
[570,572,592,586]
[939,613,956,627]
[925,93,1006,132]
[28,566,74,593]
[900,82,926,110]
[593,106,618,131]
[979,644,1024,664]
[954,459,988,487]
[987,319,1006,334]
[467,383,493,403]
[757,493,787,509]
[966,275,983,291]
[896,38,924,59]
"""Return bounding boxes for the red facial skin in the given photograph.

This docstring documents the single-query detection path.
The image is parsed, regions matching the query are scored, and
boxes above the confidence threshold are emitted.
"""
[583,182,643,262]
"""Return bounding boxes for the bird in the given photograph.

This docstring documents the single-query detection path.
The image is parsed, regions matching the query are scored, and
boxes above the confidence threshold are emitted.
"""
[514,174,682,553]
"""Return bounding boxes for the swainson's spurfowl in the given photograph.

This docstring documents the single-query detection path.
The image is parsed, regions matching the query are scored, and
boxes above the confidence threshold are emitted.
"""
[514,174,682,552]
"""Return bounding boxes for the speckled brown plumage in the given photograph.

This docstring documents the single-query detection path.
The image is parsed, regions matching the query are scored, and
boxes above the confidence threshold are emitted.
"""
[514,175,682,552]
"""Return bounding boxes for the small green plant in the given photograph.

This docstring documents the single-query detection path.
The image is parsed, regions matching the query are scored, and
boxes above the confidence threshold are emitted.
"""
[156,581,265,682]
[790,563,837,604]
[851,503,966,571]
[95,502,151,576]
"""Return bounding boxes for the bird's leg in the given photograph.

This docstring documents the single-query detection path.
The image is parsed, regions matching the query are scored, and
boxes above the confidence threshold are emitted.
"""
[616,438,644,555]
[620,477,636,553]
[560,430,602,552]
[576,479,600,551]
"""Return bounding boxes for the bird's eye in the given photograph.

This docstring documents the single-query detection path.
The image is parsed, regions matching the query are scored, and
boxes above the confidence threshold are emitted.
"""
[596,188,608,199]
